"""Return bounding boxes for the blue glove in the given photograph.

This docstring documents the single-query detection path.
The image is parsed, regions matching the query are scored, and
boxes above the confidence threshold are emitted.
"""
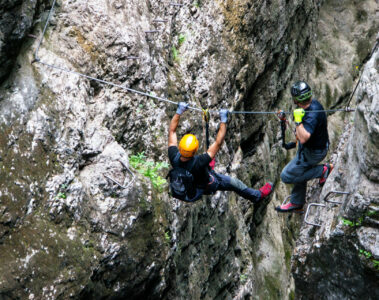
[220,109,229,123]
[176,102,189,115]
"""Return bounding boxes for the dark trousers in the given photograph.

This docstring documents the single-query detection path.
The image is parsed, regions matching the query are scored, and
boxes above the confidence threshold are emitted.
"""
[204,171,261,202]
[280,146,327,205]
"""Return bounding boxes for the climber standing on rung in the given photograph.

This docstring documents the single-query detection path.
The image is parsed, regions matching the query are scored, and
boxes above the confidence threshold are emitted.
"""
[167,102,273,203]
[276,81,333,213]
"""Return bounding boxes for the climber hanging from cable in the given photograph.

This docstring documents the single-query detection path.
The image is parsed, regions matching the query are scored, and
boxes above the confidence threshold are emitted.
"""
[167,102,273,202]
[275,81,334,213]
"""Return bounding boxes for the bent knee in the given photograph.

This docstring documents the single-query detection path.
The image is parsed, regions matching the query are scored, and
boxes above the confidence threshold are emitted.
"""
[281,171,294,184]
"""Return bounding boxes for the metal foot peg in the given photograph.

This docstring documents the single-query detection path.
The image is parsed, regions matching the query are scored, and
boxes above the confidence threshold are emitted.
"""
[304,203,326,226]
[305,190,350,226]
[104,160,135,190]
[324,190,350,204]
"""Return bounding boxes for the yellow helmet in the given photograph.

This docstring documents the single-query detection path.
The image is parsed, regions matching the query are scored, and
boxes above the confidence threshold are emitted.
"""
[179,134,199,158]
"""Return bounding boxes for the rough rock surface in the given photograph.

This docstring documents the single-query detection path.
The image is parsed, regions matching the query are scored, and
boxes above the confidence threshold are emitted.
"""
[0,0,377,299]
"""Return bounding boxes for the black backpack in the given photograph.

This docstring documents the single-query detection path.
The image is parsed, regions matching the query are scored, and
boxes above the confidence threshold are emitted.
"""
[167,154,203,202]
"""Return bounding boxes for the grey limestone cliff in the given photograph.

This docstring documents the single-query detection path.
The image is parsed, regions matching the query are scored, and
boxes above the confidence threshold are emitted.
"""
[0,0,377,299]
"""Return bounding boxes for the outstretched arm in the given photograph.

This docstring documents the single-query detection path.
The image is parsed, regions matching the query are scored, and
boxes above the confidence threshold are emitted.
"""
[207,109,228,159]
[168,102,189,147]
[168,114,180,147]
[207,123,226,159]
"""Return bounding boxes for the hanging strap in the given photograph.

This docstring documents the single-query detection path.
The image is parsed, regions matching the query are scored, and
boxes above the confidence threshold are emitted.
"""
[202,108,210,149]
[277,110,296,150]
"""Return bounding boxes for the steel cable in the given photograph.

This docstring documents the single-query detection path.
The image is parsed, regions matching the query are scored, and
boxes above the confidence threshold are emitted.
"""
[33,0,357,116]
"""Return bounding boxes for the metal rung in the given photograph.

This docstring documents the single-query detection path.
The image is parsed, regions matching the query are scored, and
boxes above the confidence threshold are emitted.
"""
[304,203,326,227]
[324,190,350,204]
[153,19,168,23]
[170,3,184,6]
[127,56,139,60]
[104,160,135,190]
[145,30,160,33]
[305,190,350,226]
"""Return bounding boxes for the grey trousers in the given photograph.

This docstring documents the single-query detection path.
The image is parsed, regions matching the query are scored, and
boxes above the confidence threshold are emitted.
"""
[280,146,327,205]
[205,172,262,202]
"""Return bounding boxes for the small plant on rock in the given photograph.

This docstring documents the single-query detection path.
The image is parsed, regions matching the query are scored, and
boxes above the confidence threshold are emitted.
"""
[172,46,179,62]
[129,152,169,191]
[359,249,372,259]
[340,216,363,227]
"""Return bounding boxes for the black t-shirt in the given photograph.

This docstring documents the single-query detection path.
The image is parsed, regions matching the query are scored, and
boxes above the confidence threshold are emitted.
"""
[168,146,212,188]
[302,99,329,149]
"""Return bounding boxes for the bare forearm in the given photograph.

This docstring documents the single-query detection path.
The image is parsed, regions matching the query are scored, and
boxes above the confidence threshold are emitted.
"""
[215,123,226,145]
[207,123,227,159]
[168,114,180,146]
[296,124,311,144]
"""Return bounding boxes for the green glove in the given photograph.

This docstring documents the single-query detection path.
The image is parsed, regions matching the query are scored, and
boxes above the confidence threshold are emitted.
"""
[293,108,305,124]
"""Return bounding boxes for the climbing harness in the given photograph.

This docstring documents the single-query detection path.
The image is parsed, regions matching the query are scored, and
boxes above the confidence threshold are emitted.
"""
[304,190,350,226]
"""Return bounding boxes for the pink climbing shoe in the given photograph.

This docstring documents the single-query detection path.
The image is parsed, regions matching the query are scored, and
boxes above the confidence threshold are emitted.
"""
[209,158,216,170]
[259,182,274,199]
[319,163,334,186]
[275,202,304,213]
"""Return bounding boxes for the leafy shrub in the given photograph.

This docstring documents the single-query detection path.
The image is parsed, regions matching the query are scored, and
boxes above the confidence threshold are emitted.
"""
[129,152,169,191]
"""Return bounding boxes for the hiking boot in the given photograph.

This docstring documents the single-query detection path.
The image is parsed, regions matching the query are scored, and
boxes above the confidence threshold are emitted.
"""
[275,202,303,213]
[259,182,274,199]
[319,163,334,186]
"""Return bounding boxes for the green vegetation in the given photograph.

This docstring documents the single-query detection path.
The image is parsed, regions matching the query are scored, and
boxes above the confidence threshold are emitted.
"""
[165,231,171,243]
[193,1,201,8]
[129,152,169,191]
[172,45,179,62]
[340,216,363,227]
[55,184,68,200]
[367,210,378,217]
[359,249,379,270]
[289,290,295,300]
[171,33,186,63]
[239,274,248,283]
[340,211,378,227]
[178,34,186,46]
[57,192,66,199]
[359,249,372,259]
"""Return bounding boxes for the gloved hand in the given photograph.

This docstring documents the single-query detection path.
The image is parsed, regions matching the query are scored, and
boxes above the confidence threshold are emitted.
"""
[176,102,189,115]
[220,109,229,123]
[293,108,305,124]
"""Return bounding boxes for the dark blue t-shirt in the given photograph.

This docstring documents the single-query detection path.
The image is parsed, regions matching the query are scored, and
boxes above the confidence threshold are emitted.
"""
[302,99,329,149]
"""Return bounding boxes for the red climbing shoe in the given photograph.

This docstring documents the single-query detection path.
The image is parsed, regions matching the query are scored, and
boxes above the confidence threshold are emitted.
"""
[319,163,334,186]
[275,202,303,213]
[209,158,216,170]
[259,182,274,199]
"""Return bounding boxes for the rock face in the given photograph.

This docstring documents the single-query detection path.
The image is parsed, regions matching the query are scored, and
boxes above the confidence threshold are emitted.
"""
[292,45,379,299]
[0,0,377,299]
[0,0,38,83]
